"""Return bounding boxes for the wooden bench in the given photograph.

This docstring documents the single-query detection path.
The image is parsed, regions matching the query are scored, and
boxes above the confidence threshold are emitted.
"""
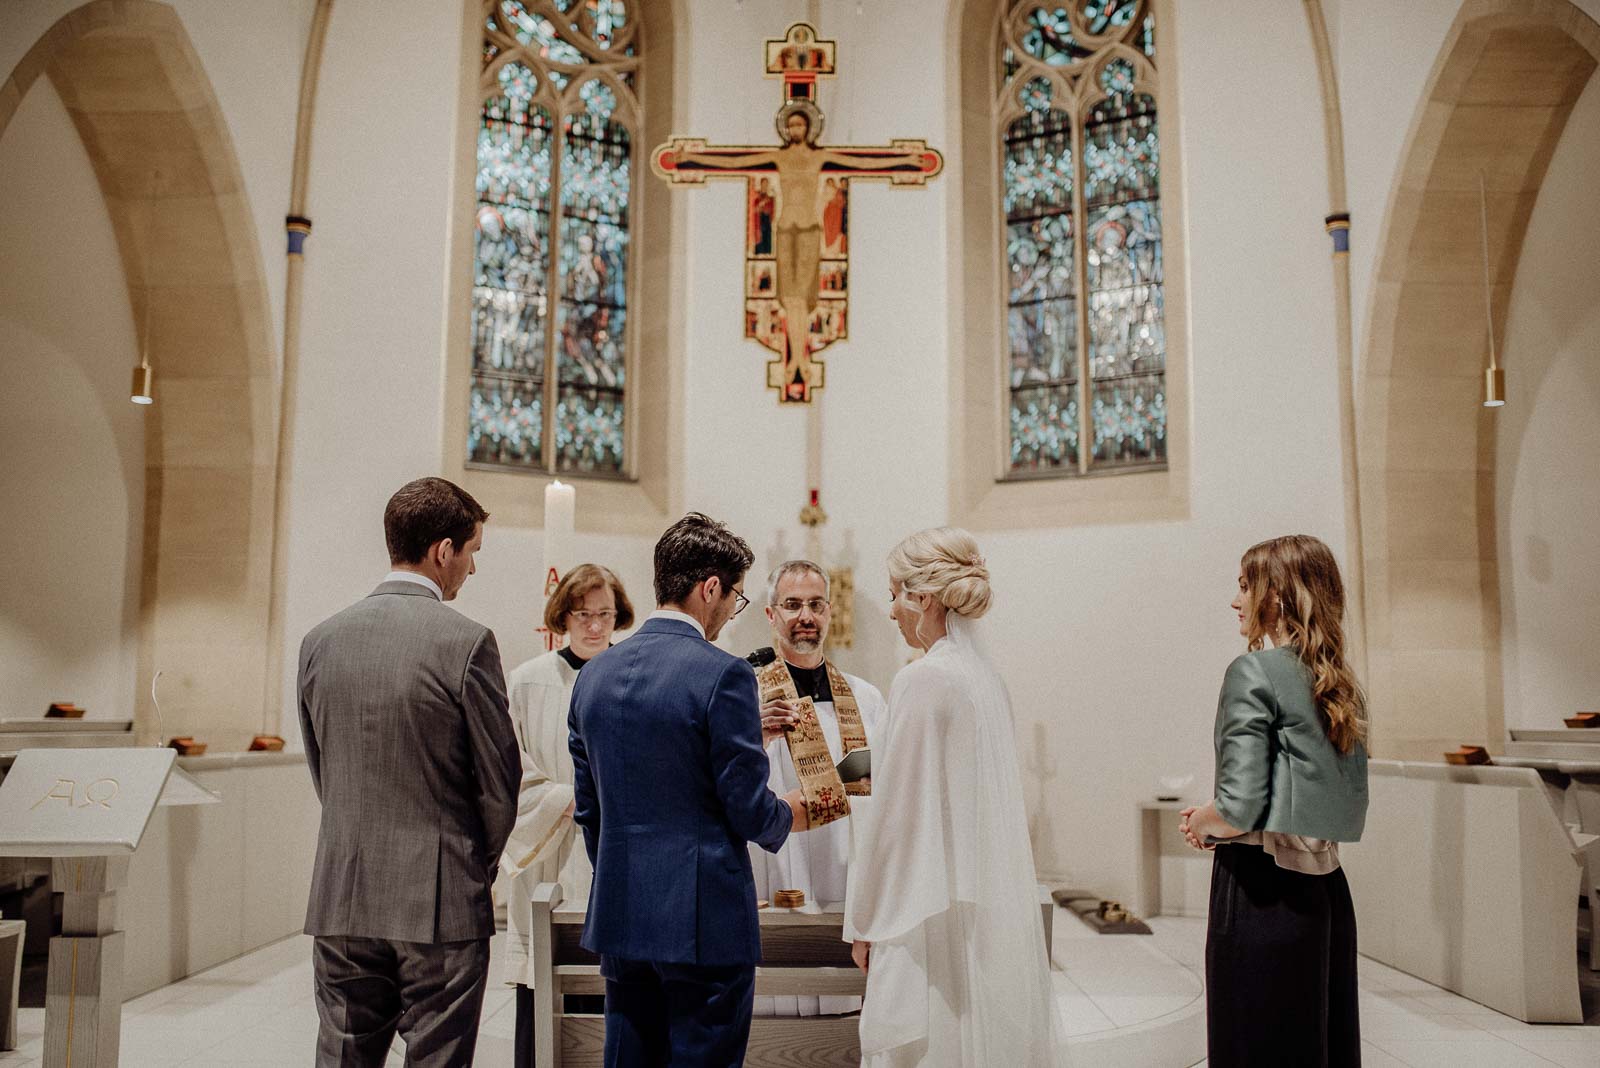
[529,883,1056,1067]
[1,917,23,1051]
[531,885,864,1067]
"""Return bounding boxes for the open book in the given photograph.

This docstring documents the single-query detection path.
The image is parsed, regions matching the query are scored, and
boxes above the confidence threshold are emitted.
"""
[836,746,871,784]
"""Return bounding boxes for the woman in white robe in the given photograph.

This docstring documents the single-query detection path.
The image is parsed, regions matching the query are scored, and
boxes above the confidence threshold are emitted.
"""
[845,528,1065,1067]
[500,563,635,1068]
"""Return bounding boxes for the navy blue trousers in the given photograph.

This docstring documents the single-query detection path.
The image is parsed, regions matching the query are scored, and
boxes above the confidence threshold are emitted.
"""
[600,955,755,1068]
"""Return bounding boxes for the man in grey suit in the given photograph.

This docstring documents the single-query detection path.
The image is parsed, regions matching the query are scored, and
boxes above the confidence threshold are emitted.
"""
[299,477,521,1067]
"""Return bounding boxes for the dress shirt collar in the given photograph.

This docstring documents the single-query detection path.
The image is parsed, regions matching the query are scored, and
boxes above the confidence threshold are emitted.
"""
[384,570,443,600]
[647,608,706,639]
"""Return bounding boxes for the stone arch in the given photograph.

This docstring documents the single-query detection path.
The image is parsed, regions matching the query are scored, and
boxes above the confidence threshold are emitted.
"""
[1,1,277,746]
[1358,0,1599,758]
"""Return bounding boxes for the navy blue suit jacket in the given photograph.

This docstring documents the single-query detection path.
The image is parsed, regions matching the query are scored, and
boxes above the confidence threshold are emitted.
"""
[569,616,792,966]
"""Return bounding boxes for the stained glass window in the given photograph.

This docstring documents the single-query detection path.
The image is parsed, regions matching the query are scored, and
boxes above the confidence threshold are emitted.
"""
[472,0,638,477]
[999,2,1166,476]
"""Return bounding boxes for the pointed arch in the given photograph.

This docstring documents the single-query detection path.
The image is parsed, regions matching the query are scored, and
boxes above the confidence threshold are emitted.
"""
[1,0,278,745]
[1357,0,1600,758]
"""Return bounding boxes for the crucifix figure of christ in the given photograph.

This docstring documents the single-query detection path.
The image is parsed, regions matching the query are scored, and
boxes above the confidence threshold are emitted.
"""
[652,23,943,402]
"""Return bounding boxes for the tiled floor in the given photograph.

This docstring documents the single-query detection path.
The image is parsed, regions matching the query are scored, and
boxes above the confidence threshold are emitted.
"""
[1,920,1597,1066]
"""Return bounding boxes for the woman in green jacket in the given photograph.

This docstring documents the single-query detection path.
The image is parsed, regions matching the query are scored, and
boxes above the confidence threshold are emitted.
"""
[1180,534,1369,1067]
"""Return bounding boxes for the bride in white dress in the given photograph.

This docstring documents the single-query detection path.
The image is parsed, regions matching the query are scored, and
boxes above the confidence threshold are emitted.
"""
[844,527,1065,1067]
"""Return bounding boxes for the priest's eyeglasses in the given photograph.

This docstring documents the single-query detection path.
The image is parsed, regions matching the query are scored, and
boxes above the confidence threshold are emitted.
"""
[776,598,830,617]
[570,610,617,626]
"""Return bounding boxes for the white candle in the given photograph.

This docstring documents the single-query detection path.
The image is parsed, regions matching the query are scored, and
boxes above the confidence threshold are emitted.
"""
[543,480,576,586]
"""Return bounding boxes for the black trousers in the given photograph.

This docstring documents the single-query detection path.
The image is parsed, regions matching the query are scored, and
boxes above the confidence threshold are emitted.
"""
[513,985,606,1068]
[312,935,489,1068]
[1205,844,1361,1068]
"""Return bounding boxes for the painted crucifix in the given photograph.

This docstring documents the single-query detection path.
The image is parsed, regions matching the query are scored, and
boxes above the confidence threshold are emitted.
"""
[652,23,943,402]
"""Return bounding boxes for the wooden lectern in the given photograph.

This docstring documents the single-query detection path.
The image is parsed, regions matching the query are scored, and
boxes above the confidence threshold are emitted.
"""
[0,747,213,1067]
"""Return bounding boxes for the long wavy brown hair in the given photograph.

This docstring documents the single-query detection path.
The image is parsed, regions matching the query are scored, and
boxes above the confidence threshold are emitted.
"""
[1241,534,1367,754]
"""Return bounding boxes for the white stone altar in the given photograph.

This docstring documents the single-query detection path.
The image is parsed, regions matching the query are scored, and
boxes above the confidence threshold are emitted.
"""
[1341,759,1600,1023]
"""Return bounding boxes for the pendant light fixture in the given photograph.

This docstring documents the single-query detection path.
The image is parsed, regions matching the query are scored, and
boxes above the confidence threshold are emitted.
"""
[130,314,154,405]
[130,170,157,406]
[1477,171,1504,408]
[130,355,153,405]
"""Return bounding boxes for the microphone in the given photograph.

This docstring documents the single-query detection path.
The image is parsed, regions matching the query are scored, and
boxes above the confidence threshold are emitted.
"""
[150,670,165,744]
[746,646,777,668]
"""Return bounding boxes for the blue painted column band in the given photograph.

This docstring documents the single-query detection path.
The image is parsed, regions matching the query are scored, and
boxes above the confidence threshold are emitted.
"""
[1324,213,1350,254]
[286,215,313,255]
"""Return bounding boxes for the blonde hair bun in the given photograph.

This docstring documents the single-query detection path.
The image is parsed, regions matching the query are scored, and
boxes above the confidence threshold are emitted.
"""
[887,527,992,619]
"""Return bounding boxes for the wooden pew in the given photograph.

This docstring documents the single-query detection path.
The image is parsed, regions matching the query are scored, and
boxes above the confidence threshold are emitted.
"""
[531,885,865,1067]
[529,884,1057,1066]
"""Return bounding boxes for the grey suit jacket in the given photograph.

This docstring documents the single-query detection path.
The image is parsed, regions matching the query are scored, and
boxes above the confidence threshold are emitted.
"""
[298,581,521,943]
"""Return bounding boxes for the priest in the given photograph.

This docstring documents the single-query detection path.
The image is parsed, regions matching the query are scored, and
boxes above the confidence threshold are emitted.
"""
[748,559,885,1016]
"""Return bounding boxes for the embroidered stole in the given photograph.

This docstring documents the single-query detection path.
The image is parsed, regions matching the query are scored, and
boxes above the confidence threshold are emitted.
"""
[755,658,870,829]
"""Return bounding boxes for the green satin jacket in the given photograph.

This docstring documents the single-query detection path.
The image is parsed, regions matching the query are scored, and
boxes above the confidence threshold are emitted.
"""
[1213,646,1369,842]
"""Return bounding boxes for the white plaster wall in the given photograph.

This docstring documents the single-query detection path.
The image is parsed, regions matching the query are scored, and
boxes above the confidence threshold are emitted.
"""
[673,0,953,684]
[12,0,1590,902]
[0,80,143,722]
[282,0,950,733]
[276,0,668,736]
[280,0,476,736]
[168,0,311,349]
[965,1,1348,897]
[1335,0,1459,378]
[1496,75,1600,729]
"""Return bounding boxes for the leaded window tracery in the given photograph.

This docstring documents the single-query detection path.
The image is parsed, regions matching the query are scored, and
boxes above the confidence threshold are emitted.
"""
[1000,1,1165,476]
[471,0,638,476]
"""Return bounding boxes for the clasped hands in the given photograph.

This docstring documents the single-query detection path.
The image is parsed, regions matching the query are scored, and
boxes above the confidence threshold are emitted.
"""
[1178,801,1222,851]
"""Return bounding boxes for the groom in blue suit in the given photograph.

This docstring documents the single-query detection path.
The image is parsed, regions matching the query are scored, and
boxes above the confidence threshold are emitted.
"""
[569,513,809,1067]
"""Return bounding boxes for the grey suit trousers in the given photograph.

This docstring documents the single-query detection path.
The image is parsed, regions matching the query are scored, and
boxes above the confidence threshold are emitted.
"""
[313,935,490,1067]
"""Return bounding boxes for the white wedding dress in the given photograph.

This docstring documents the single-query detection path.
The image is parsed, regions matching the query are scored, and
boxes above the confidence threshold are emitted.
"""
[844,615,1065,1067]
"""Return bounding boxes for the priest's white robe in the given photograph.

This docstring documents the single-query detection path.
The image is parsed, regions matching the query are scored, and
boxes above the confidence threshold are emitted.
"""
[751,666,885,1017]
[499,649,590,989]
[844,625,1065,1066]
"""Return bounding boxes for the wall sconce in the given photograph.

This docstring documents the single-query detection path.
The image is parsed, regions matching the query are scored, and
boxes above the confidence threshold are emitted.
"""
[1477,172,1504,408]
